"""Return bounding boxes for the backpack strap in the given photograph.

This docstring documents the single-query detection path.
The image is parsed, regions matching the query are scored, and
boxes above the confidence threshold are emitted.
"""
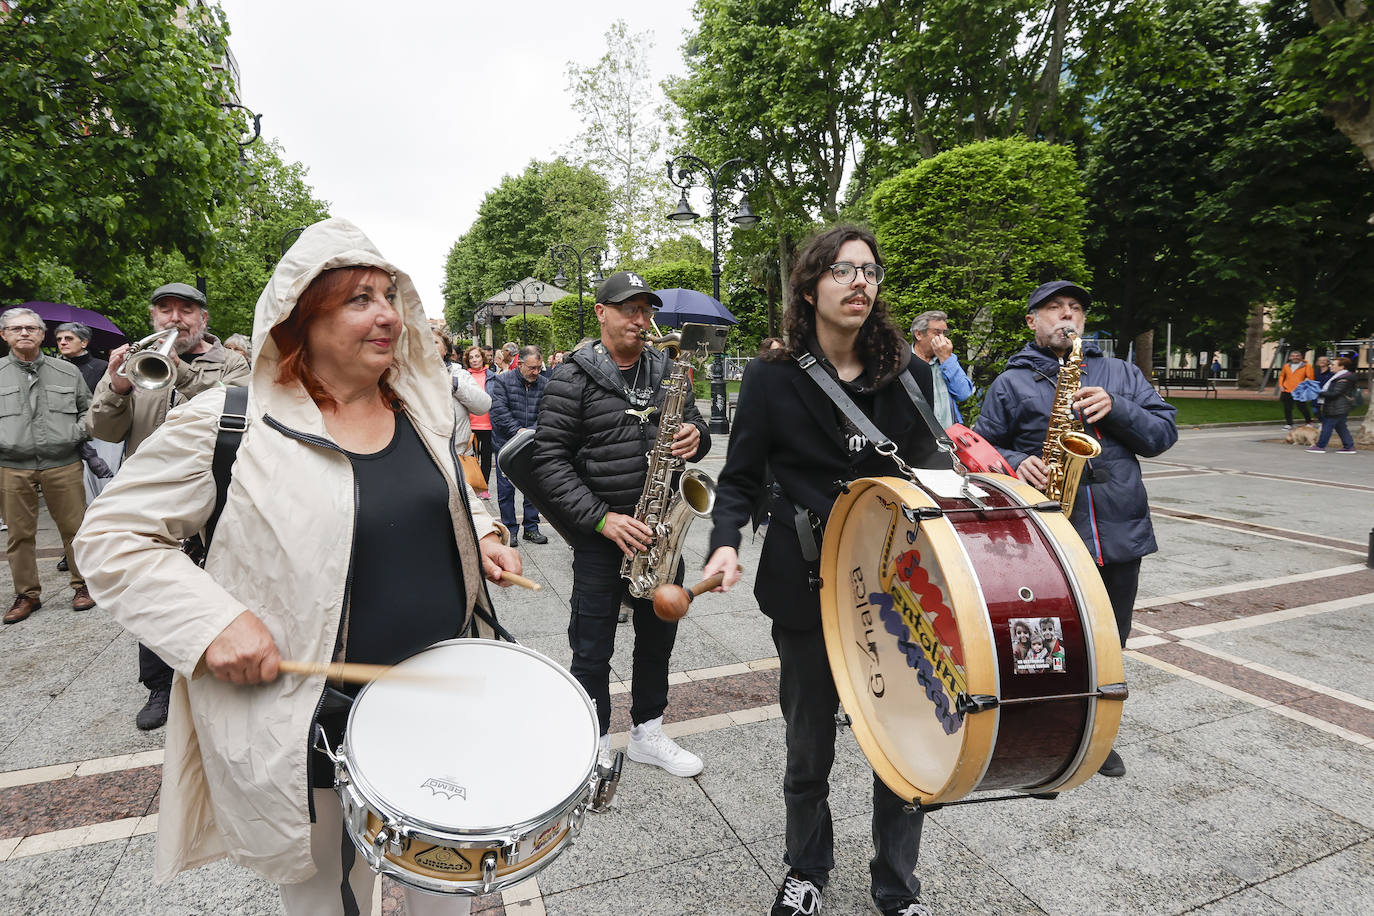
[185,386,248,565]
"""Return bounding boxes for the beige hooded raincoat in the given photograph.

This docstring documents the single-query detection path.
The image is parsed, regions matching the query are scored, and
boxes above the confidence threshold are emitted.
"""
[75,218,504,884]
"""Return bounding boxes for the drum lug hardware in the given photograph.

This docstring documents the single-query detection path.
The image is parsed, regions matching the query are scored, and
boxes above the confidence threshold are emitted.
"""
[955,693,999,715]
[835,712,852,730]
[1031,500,1063,513]
[1099,682,1129,701]
[480,851,499,895]
[592,750,624,812]
[916,506,944,520]
[312,723,341,765]
[569,805,587,838]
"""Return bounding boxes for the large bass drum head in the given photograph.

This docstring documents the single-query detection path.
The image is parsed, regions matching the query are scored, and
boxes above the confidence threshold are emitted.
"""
[820,477,998,804]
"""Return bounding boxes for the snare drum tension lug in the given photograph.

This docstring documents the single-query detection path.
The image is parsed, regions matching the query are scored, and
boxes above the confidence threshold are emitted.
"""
[480,851,499,895]
[955,693,999,715]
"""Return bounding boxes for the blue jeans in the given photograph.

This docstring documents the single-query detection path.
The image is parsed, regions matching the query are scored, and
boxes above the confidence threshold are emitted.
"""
[1316,415,1353,450]
[568,541,681,734]
[492,453,540,533]
[772,622,923,907]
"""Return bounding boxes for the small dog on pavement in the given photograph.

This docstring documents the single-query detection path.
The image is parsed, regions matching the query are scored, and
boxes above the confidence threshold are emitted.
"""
[1285,424,1319,446]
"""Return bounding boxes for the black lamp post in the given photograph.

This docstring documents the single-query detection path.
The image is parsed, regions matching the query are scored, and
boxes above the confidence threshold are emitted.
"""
[548,244,606,340]
[503,279,544,347]
[665,154,760,433]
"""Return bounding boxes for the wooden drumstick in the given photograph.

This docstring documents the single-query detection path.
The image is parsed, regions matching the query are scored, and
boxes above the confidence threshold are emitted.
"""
[278,659,471,687]
[652,567,740,622]
[496,570,542,591]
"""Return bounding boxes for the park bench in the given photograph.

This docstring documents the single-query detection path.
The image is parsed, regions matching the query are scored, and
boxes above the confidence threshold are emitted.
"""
[1154,367,1218,398]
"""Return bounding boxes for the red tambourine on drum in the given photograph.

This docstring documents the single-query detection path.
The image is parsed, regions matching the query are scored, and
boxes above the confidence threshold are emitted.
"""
[944,423,1014,476]
[819,473,1126,807]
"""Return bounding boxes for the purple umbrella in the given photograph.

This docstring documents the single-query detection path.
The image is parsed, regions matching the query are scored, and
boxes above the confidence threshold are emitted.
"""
[653,288,737,327]
[5,302,128,352]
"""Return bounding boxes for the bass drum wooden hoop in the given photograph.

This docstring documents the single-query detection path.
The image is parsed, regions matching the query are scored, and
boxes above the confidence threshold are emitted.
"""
[819,475,1125,805]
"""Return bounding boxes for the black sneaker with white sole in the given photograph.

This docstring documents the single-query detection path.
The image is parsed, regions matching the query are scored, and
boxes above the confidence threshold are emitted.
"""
[772,871,823,915]
[872,899,933,916]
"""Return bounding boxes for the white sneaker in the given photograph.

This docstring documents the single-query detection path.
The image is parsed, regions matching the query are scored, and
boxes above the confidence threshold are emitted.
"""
[627,716,703,777]
[597,733,614,770]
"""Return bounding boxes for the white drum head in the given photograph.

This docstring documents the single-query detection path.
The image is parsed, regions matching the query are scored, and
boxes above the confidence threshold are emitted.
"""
[345,641,597,834]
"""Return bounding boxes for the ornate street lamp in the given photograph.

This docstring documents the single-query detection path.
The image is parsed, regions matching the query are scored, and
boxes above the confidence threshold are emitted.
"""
[664,154,761,432]
[548,243,607,340]
[503,279,545,347]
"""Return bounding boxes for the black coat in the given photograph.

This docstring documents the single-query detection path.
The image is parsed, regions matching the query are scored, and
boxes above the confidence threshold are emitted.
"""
[708,352,944,630]
[1319,372,1357,417]
[532,342,710,548]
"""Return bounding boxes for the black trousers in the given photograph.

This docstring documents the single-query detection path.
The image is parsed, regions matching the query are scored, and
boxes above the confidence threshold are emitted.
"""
[139,643,173,692]
[568,541,680,735]
[1280,391,1312,425]
[772,621,923,907]
[471,429,492,484]
[1098,558,1142,648]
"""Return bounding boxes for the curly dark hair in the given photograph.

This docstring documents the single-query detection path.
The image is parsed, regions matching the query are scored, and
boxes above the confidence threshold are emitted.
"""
[772,224,906,377]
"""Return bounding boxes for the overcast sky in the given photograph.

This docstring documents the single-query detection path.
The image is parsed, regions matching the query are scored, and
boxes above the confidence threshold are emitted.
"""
[217,1,699,317]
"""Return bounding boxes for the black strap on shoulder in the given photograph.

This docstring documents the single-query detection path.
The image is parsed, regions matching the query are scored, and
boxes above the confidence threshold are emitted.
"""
[796,351,952,454]
[204,385,248,551]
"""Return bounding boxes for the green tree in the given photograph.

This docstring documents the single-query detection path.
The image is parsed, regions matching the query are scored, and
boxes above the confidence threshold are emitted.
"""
[504,314,555,354]
[443,159,610,333]
[1083,0,1257,363]
[0,0,252,295]
[1274,0,1374,175]
[566,20,673,262]
[871,139,1088,379]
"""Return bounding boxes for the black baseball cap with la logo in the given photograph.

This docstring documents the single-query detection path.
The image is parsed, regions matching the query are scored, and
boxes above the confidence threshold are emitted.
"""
[596,271,663,309]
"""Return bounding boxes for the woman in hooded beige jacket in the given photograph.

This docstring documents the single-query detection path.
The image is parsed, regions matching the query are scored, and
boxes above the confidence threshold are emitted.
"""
[75,219,520,914]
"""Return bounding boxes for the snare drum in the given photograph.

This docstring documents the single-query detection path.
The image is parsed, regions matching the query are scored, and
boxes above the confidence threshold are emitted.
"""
[820,474,1126,806]
[319,640,614,895]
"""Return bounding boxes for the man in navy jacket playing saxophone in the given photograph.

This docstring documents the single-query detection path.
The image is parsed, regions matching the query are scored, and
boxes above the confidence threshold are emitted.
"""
[976,280,1177,779]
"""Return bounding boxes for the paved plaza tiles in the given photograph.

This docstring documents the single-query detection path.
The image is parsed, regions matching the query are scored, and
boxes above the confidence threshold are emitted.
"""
[0,419,1371,915]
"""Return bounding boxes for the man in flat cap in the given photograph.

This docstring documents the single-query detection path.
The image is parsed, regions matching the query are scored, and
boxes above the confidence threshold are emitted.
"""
[975,280,1177,779]
[532,271,711,779]
[88,281,251,730]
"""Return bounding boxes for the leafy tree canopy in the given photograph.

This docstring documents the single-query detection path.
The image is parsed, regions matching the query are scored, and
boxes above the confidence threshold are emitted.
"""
[443,158,610,336]
[871,138,1088,376]
[0,0,253,293]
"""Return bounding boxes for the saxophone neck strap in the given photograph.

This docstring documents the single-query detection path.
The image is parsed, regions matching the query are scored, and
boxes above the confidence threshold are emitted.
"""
[795,351,957,467]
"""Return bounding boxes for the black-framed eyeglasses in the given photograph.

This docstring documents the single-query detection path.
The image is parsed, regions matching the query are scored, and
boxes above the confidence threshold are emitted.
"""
[828,261,884,285]
[608,302,658,319]
[4,325,45,335]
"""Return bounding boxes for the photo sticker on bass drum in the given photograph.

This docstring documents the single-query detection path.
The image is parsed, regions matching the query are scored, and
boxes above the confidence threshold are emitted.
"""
[1010,616,1066,674]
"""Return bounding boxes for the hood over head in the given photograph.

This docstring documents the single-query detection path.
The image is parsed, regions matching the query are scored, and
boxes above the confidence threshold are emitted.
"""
[248,217,452,437]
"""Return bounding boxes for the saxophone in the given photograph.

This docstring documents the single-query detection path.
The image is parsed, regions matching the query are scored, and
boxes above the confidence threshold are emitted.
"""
[621,332,716,599]
[1041,331,1102,517]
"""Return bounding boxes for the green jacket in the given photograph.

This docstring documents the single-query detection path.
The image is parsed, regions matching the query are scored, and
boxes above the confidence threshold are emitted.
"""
[0,353,92,469]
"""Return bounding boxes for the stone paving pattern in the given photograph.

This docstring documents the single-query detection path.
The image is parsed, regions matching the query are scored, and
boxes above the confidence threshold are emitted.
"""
[0,413,1371,915]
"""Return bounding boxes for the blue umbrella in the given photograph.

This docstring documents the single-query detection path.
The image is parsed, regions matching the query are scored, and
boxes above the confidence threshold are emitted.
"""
[653,288,737,327]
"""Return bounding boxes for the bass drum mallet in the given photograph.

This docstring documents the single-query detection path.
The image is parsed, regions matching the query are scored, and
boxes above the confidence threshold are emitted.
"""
[652,567,739,622]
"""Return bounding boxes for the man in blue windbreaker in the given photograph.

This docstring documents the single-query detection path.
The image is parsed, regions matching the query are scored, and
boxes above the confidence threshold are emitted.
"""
[976,280,1177,779]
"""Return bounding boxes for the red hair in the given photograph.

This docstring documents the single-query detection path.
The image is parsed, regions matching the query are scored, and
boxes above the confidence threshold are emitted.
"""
[270,266,403,411]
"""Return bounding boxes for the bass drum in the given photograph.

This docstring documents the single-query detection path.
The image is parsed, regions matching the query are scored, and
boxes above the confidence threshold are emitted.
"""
[819,475,1126,805]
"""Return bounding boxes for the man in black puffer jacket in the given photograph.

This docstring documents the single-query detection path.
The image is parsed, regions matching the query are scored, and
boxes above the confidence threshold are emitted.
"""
[533,272,711,778]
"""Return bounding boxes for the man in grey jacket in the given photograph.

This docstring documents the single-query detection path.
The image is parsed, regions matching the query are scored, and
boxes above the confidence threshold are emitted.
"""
[0,307,95,623]
[88,282,251,729]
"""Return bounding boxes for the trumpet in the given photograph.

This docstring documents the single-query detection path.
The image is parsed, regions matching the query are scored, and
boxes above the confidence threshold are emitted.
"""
[117,328,179,391]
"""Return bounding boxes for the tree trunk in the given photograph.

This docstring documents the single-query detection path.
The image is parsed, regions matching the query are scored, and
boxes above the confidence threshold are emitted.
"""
[1237,301,1266,389]
[1133,330,1154,380]
[1308,2,1374,177]
[777,231,794,334]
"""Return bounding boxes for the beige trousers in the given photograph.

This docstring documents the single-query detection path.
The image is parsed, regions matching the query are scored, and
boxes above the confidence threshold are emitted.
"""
[0,462,86,599]
[279,788,473,916]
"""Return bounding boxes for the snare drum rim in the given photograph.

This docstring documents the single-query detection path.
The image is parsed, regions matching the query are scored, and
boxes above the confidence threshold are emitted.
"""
[340,638,599,844]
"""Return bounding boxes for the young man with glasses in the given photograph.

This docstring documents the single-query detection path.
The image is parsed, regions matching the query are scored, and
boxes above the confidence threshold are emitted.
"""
[533,271,711,778]
[0,308,96,623]
[975,280,1177,778]
[703,226,944,916]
